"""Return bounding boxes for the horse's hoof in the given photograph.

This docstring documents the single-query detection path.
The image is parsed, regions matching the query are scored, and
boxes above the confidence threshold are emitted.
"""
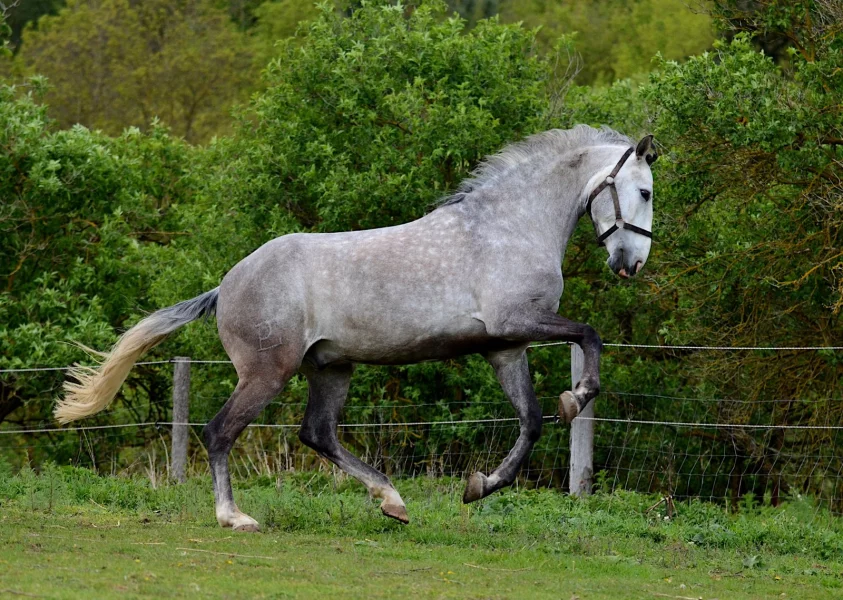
[559,391,580,424]
[463,472,487,504]
[233,523,260,533]
[380,502,409,524]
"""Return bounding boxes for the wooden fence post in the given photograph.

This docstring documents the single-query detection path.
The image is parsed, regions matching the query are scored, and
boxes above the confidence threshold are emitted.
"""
[569,343,594,496]
[171,357,191,483]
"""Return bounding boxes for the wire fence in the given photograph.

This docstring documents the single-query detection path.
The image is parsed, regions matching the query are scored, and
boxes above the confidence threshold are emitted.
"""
[1,342,842,514]
[5,340,843,373]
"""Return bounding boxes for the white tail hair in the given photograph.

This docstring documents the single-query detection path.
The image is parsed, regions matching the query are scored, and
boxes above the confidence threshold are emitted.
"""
[55,289,219,424]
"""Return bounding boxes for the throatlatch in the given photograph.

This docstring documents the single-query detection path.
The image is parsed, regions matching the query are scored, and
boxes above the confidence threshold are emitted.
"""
[585,147,653,247]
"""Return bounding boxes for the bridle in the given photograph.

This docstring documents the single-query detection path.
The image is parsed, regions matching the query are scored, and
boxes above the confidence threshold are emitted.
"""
[585,147,653,247]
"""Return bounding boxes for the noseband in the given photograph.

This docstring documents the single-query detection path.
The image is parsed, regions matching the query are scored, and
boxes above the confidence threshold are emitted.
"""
[585,147,653,247]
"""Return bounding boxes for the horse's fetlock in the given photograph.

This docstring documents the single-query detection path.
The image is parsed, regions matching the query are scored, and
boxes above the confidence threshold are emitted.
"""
[576,376,599,395]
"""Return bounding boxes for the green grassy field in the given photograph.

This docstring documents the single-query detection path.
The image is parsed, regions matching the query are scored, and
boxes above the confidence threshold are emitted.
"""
[0,466,841,599]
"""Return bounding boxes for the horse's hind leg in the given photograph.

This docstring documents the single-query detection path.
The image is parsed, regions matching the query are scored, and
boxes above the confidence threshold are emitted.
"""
[204,361,296,532]
[299,363,409,524]
[463,349,542,503]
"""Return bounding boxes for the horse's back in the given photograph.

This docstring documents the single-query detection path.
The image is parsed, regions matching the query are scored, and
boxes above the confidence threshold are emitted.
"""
[216,212,493,365]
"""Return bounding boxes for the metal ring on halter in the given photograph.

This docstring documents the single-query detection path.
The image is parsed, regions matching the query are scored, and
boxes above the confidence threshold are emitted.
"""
[585,147,653,247]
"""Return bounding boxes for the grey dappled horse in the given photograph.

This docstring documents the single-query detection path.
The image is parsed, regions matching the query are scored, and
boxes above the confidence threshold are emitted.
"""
[56,125,657,531]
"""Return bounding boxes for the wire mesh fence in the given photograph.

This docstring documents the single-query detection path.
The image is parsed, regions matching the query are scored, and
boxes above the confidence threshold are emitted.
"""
[592,391,843,512]
[1,345,842,514]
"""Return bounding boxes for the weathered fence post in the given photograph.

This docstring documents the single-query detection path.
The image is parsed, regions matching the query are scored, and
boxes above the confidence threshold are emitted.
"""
[171,357,191,483]
[569,343,593,496]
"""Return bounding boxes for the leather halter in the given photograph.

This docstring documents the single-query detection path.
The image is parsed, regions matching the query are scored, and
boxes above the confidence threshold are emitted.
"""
[585,147,653,247]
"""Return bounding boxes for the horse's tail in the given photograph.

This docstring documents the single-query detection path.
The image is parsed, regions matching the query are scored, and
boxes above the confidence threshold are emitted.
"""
[55,288,220,424]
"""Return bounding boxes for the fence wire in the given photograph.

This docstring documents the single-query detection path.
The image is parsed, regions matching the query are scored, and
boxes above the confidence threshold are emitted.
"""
[4,340,843,374]
[2,351,842,514]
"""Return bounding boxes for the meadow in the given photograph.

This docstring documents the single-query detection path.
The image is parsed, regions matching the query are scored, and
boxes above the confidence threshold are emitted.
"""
[3,4,842,597]
[0,467,841,599]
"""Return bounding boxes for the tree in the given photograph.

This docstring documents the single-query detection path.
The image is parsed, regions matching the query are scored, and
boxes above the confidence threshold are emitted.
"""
[445,0,499,27]
[0,2,13,58]
[2,0,63,49]
[16,0,256,143]
[711,0,820,62]
[232,0,569,233]
[638,0,843,502]
[500,0,714,85]
[219,0,320,31]
[249,0,322,65]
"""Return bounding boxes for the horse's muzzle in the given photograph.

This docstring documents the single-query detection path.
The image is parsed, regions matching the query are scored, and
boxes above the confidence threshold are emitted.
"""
[609,252,644,279]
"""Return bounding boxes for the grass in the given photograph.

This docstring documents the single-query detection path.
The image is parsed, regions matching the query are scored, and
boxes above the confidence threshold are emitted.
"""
[0,466,841,599]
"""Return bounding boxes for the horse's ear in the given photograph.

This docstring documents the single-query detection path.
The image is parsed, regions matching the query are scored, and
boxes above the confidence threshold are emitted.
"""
[636,134,657,165]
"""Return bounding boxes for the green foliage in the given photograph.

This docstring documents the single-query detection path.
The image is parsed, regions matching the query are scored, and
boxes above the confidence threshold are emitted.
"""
[445,0,500,27]
[2,0,63,48]
[2,0,716,143]
[15,0,256,143]
[625,0,843,504]
[0,80,197,433]
[501,0,714,85]
[564,79,650,136]
[711,0,827,62]
[250,0,322,53]
[0,4,12,58]
[248,0,558,231]
[643,25,843,384]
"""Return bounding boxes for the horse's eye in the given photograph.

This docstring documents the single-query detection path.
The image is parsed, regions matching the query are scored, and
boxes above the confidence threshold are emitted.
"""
[640,189,651,202]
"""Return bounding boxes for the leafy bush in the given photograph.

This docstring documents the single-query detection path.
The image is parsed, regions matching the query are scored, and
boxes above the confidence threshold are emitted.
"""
[0,81,198,444]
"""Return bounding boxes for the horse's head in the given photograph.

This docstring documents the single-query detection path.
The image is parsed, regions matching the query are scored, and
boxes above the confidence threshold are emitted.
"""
[586,135,657,279]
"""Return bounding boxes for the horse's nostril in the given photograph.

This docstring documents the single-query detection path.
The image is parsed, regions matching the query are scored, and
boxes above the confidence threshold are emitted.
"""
[635,260,643,274]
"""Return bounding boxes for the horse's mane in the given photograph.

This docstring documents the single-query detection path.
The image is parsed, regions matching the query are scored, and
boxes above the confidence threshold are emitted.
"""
[440,125,633,206]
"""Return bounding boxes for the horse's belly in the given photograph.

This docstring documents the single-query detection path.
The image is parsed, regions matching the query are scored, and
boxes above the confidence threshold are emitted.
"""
[305,314,505,366]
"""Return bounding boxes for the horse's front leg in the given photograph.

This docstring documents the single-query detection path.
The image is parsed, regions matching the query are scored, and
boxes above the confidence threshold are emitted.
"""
[489,303,602,423]
[463,349,542,503]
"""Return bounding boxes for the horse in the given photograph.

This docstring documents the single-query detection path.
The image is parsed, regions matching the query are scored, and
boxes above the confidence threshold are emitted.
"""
[55,125,657,531]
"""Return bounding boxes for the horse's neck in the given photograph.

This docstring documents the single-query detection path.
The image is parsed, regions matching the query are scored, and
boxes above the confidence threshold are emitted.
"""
[465,149,602,259]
